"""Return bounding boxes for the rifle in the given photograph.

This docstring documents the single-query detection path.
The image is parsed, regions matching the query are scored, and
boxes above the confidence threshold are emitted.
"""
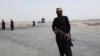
[55,27,71,41]
[55,27,74,46]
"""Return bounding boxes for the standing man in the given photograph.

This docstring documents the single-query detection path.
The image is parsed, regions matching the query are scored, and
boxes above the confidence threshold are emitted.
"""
[33,20,35,26]
[52,8,73,56]
[10,19,14,30]
[2,19,5,30]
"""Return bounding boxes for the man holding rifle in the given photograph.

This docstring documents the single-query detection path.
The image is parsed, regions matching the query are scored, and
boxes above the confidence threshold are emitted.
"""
[52,8,73,56]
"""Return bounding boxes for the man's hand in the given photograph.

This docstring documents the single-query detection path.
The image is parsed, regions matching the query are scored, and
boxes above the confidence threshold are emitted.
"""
[53,27,58,34]
[53,30,58,34]
[64,33,69,39]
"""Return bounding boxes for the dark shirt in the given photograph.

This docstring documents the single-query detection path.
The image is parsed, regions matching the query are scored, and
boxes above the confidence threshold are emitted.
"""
[52,16,73,47]
[52,16,71,34]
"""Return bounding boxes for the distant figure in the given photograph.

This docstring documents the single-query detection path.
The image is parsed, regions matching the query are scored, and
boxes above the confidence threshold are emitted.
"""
[52,8,73,56]
[33,20,35,26]
[10,19,14,30]
[2,20,5,30]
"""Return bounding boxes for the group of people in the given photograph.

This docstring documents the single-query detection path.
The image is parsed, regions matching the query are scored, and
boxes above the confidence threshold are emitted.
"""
[1,19,36,30]
[1,19,14,30]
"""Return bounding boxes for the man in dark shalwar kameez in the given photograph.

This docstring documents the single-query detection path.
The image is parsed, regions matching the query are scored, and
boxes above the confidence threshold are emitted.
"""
[52,8,73,56]
[10,19,14,30]
[2,20,5,30]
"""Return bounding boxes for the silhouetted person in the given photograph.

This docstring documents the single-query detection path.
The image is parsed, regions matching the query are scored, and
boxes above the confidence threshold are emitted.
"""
[52,8,73,56]
[33,20,35,26]
[10,19,14,30]
[2,20,5,30]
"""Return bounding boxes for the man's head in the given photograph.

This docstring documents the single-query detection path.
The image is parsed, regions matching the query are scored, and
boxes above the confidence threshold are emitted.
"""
[56,7,63,17]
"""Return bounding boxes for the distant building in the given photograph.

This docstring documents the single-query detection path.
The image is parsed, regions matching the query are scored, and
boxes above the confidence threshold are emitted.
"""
[41,18,45,23]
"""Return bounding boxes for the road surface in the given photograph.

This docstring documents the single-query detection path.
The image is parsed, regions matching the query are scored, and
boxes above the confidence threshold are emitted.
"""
[0,23,100,56]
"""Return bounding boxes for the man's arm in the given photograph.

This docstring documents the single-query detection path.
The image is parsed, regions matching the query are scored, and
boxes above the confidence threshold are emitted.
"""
[52,19,58,34]
[52,19,55,31]
[63,16,71,38]
[65,16,71,33]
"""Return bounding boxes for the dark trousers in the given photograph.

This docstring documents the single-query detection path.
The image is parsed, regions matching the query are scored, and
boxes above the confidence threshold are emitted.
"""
[10,25,14,30]
[56,38,72,56]
[2,26,5,30]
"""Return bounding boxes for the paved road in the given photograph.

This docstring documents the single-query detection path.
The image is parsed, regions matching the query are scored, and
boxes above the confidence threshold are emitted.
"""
[0,23,100,56]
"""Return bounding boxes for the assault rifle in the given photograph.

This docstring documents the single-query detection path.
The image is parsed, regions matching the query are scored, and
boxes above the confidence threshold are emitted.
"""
[56,28,71,41]
[57,28,74,46]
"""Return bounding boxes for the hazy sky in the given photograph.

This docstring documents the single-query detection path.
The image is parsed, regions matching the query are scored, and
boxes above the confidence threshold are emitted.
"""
[0,0,100,22]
